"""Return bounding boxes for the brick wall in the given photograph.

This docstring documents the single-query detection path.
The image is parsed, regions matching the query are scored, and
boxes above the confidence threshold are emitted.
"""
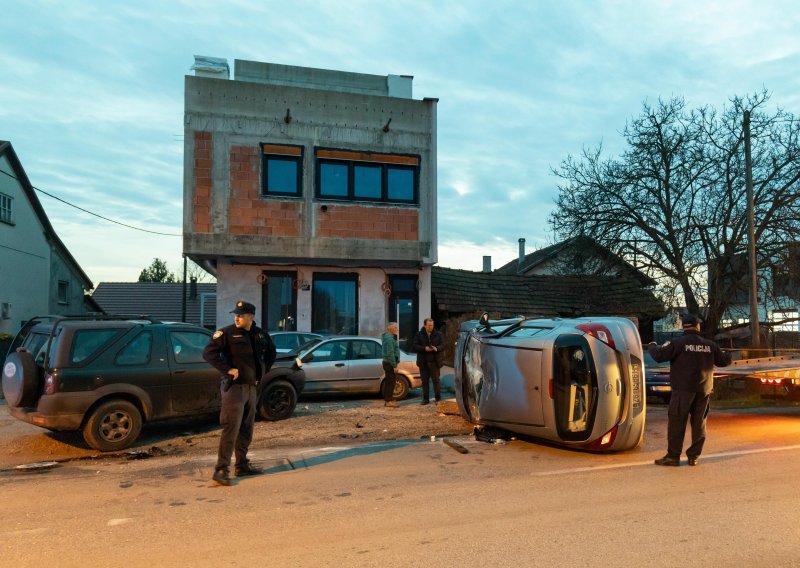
[193,131,212,233]
[229,145,301,236]
[317,204,418,240]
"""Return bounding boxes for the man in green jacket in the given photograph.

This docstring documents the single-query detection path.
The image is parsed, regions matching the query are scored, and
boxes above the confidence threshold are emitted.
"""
[382,322,401,408]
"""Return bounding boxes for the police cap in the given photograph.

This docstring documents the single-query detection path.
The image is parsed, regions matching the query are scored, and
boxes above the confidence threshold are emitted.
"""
[682,313,703,328]
[230,300,256,315]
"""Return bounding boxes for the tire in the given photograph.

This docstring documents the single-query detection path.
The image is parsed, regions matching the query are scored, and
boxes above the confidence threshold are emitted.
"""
[82,400,142,452]
[258,380,297,421]
[2,351,40,407]
[389,376,410,401]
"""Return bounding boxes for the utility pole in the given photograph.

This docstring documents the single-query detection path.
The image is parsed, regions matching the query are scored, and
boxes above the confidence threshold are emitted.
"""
[744,110,761,349]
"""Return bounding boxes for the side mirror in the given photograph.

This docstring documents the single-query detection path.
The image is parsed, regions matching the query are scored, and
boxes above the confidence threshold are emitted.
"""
[478,312,490,326]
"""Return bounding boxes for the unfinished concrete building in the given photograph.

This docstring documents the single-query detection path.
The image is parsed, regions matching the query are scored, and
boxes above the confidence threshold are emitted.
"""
[183,58,437,345]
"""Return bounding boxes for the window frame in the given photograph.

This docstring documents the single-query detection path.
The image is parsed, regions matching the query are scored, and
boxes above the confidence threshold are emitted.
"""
[0,192,13,225]
[260,143,304,197]
[311,272,359,335]
[315,149,419,205]
[57,280,69,305]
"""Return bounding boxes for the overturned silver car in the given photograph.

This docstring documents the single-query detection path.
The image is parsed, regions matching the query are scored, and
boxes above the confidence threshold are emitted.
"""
[455,314,646,451]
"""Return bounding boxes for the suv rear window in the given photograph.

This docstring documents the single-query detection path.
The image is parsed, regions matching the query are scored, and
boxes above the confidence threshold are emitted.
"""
[70,329,121,364]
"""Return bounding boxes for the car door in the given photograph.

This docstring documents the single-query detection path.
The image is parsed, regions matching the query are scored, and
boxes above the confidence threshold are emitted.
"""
[167,328,220,414]
[347,339,383,393]
[301,338,351,393]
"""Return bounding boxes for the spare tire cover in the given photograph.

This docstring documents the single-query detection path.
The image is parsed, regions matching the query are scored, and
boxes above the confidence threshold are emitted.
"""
[2,351,40,407]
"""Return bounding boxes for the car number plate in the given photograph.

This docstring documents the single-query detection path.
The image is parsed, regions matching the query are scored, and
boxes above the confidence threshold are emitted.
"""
[631,360,643,409]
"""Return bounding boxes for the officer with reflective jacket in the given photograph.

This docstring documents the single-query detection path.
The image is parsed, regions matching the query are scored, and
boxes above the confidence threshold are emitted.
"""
[648,313,731,467]
[203,300,276,486]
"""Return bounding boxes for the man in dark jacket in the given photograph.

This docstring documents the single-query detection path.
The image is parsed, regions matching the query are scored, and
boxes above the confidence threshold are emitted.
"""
[203,300,276,486]
[648,313,731,467]
[413,318,445,405]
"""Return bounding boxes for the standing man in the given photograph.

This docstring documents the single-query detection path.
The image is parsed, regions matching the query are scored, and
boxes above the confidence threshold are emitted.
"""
[648,313,731,467]
[381,322,401,408]
[204,300,276,486]
[413,318,445,405]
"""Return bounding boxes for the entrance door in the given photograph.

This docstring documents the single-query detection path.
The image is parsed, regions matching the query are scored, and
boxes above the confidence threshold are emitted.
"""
[388,276,418,352]
[261,272,297,331]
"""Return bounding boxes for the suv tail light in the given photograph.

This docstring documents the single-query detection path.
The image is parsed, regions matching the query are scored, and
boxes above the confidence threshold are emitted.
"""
[43,371,56,395]
[576,323,616,350]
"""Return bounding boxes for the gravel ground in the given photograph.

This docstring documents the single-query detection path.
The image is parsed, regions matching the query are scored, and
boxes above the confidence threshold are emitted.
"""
[0,395,473,469]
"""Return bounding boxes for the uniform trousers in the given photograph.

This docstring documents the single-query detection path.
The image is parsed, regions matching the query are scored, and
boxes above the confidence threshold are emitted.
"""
[216,382,257,471]
[667,390,711,459]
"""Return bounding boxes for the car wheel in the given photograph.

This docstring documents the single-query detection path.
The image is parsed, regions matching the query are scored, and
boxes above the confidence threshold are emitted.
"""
[258,380,297,421]
[389,376,410,400]
[82,400,143,452]
[2,351,40,407]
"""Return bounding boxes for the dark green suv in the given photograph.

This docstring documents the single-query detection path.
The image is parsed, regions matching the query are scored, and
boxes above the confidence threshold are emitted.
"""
[2,316,304,451]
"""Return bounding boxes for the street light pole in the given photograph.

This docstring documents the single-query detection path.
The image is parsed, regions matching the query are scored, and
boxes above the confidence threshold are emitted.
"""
[744,110,761,349]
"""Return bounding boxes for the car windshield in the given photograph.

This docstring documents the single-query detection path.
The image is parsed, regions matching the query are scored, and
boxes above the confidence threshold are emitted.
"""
[643,351,670,368]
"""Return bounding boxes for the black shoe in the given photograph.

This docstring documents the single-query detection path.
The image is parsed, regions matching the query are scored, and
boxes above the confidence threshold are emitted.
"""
[235,463,263,477]
[654,455,680,467]
[421,400,430,406]
[434,398,441,403]
[687,457,699,466]
[213,468,231,486]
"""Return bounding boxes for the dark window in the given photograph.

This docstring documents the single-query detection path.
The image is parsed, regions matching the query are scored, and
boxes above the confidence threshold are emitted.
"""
[319,162,349,198]
[70,329,120,364]
[312,273,358,335]
[315,150,419,204]
[353,165,382,199]
[310,339,349,363]
[0,192,12,224]
[261,144,303,197]
[57,280,69,304]
[169,330,210,364]
[116,331,153,366]
[263,272,297,331]
[387,167,415,201]
[351,339,380,360]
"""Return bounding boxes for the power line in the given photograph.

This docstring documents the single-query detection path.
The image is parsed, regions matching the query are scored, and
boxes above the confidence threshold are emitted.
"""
[0,168,182,236]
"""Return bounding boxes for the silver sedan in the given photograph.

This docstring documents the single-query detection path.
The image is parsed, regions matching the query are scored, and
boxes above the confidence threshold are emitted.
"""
[293,336,422,400]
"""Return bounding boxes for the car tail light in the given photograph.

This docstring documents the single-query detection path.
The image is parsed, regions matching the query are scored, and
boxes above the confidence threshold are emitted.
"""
[576,324,616,350]
[584,425,618,450]
[44,371,56,395]
[760,378,782,385]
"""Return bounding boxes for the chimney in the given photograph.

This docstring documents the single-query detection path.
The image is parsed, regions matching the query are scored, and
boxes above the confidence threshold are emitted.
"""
[190,277,198,300]
[518,238,526,273]
[482,256,492,273]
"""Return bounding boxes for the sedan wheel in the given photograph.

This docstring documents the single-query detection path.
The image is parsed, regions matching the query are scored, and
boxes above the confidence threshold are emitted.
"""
[258,380,297,421]
[390,376,409,400]
[83,400,142,452]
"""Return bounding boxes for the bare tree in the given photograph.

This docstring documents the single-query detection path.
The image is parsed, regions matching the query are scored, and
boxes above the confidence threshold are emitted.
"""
[550,91,800,334]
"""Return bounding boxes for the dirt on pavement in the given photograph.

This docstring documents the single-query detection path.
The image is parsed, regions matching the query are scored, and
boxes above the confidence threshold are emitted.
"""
[0,397,473,469]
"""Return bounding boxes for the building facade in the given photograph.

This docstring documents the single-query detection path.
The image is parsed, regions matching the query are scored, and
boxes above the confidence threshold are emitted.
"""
[183,59,437,345]
[0,141,94,334]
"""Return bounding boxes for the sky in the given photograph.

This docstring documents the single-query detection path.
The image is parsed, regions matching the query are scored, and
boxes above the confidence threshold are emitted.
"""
[2,0,799,285]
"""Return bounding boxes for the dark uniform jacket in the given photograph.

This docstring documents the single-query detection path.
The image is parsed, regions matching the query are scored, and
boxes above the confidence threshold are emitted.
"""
[648,330,731,394]
[412,327,445,368]
[203,324,276,385]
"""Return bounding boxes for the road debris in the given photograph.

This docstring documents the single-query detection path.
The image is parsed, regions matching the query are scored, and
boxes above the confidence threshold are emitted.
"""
[473,426,512,444]
[14,461,60,473]
[442,438,469,454]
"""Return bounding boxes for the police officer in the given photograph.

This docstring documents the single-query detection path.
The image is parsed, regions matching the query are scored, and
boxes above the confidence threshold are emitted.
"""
[203,300,276,486]
[648,313,731,467]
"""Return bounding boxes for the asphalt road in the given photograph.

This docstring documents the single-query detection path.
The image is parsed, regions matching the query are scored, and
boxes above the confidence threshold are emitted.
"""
[2,402,800,567]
